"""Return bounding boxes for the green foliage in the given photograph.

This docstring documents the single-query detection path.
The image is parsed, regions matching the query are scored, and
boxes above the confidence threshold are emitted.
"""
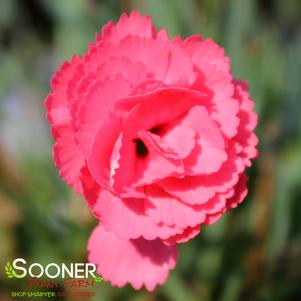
[0,0,301,300]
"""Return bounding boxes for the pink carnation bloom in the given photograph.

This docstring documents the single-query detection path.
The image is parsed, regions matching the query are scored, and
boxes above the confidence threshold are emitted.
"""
[45,11,258,291]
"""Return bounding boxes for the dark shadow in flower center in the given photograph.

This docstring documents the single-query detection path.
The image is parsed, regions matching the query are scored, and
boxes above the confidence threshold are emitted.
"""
[133,126,163,157]
[134,139,148,157]
[150,126,161,134]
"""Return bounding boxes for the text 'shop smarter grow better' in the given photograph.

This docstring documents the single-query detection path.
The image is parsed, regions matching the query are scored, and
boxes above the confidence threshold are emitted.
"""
[45,11,258,291]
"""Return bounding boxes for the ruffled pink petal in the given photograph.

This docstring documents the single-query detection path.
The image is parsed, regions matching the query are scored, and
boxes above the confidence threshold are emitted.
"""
[184,37,240,138]
[46,55,82,112]
[203,212,223,225]
[199,190,230,215]
[184,140,227,176]
[233,80,258,167]
[88,225,178,291]
[46,98,71,127]
[93,189,183,240]
[226,173,248,210]
[145,185,206,228]
[45,56,86,190]
[145,185,234,230]
[202,186,241,225]
[70,72,96,131]
[163,38,196,86]
[121,88,206,133]
[86,29,198,88]
[179,105,227,174]
[95,57,148,88]
[164,225,201,245]
[100,11,156,44]
[65,63,84,130]
[52,126,85,191]
[87,116,122,189]
[158,145,244,205]
[184,36,230,74]
[79,165,101,211]
[155,123,197,159]
[157,28,170,41]
[76,76,131,155]
[83,35,169,80]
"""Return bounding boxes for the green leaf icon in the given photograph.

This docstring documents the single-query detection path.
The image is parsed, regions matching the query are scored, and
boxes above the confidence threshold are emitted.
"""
[92,274,103,283]
[4,262,24,279]
[5,262,14,279]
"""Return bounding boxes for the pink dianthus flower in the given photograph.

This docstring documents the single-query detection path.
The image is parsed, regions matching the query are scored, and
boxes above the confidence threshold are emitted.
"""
[45,11,258,291]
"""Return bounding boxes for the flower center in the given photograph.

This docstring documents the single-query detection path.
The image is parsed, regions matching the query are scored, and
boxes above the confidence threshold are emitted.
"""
[150,126,161,134]
[134,139,148,157]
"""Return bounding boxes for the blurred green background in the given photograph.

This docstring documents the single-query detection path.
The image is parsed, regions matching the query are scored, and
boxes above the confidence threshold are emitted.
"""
[0,0,301,300]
